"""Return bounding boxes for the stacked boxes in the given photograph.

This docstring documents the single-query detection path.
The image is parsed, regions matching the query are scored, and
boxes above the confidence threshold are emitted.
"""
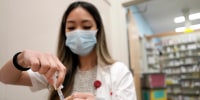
[142,73,167,100]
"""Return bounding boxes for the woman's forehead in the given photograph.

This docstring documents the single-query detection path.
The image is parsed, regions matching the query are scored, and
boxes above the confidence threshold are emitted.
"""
[66,7,94,21]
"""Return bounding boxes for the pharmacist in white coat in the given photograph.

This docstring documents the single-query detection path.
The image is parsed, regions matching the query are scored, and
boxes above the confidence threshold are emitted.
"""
[28,61,137,100]
[0,1,137,100]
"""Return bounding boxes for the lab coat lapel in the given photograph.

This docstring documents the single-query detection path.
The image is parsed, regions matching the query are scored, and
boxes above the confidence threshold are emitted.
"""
[95,65,111,100]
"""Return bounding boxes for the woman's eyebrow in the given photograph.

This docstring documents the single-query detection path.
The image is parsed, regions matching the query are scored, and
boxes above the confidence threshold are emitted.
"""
[66,19,93,25]
[66,20,75,24]
[82,19,92,23]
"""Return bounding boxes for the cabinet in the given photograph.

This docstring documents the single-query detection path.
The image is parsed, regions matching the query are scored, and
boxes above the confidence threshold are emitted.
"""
[161,34,200,100]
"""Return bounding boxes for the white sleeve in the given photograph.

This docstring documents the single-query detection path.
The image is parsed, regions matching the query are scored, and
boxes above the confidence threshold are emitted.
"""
[27,70,49,92]
[111,62,137,100]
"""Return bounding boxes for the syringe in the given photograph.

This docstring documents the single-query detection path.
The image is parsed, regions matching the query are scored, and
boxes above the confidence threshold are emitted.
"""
[53,72,65,100]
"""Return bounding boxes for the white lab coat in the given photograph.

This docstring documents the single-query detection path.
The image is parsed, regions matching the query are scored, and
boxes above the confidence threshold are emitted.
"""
[28,62,137,100]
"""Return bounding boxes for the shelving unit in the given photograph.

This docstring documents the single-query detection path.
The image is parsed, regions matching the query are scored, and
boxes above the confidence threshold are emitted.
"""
[143,38,161,73]
[143,31,200,100]
[161,33,200,100]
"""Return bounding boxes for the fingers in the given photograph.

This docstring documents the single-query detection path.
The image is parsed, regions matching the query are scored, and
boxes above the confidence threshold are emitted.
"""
[54,56,66,88]
[21,50,66,87]
[43,54,57,78]
[27,57,40,72]
[23,50,41,71]
[73,93,88,99]
[65,92,95,100]
[73,99,85,100]
[43,54,58,86]
[72,92,94,99]
[38,55,51,74]
[65,96,73,100]
[65,96,85,100]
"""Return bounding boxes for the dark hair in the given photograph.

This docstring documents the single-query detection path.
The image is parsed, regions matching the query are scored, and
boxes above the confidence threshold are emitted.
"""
[49,1,114,100]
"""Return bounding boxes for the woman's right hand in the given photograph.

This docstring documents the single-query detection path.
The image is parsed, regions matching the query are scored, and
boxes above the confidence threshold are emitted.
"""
[18,49,66,88]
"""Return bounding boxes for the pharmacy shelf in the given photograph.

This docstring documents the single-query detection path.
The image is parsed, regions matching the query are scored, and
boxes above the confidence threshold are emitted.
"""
[163,49,200,55]
[163,55,200,61]
[168,93,200,96]
[180,78,200,81]
[144,33,200,100]
[166,71,199,76]
[162,41,198,47]
[182,86,200,89]
[167,84,180,87]
[164,63,197,69]
[162,38,200,99]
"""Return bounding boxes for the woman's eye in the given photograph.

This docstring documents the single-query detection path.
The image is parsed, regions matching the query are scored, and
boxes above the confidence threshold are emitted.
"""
[83,26,91,30]
[67,27,75,30]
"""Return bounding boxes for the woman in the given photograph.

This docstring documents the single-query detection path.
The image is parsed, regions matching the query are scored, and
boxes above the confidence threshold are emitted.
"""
[0,1,137,100]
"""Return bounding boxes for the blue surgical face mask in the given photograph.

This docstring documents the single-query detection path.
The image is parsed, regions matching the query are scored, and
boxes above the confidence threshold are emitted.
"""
[65,29,97,56]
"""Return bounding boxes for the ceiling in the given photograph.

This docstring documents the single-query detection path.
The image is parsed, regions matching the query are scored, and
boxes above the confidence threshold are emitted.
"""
[134,0,200,34]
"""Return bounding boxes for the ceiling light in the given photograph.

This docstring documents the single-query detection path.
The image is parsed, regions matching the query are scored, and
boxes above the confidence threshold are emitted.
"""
[174,16,185,23]
[175,27,186,32]
[190,24,200,30]
[189,13,200,20]
[174,12,200,23]
[175,24,200,32]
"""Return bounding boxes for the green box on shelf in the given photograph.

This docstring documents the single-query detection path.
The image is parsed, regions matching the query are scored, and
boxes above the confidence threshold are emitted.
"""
[142,89,167,100]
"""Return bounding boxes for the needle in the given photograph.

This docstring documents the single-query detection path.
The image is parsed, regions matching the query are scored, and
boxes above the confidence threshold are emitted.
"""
[57,86,65,100]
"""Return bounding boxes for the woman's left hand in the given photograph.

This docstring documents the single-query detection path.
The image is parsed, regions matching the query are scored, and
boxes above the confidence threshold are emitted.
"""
[65,92,95,100]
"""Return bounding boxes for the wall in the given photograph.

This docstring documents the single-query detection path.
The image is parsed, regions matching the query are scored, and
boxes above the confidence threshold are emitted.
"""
[129,6,153,36]
[0,0,129,100]
[109,0,129,66]
[0,0,64,99]
[128,6,153,73]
